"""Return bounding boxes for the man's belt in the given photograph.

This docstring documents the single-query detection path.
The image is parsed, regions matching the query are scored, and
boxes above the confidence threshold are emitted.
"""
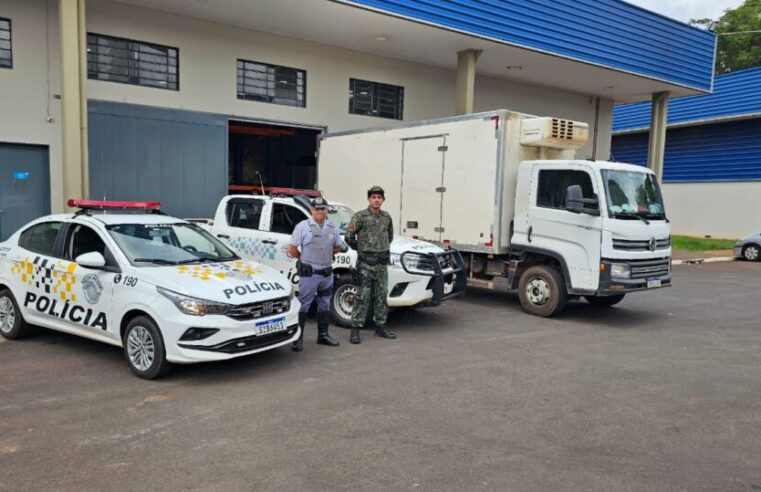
[297,261,333,277]
[358,251,390,266]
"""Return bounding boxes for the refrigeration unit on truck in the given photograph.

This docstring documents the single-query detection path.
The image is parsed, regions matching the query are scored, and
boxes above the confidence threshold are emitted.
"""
[318,110,671,317]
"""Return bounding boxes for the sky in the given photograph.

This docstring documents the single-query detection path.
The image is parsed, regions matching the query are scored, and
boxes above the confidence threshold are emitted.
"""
[626,0,745,23]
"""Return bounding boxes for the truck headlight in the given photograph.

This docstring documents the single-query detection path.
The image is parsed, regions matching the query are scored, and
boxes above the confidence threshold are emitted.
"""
[157,286,230,316]
[609,263,631,279]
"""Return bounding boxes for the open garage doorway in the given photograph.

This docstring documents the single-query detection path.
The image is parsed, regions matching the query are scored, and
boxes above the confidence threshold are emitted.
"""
[228,120,322,193]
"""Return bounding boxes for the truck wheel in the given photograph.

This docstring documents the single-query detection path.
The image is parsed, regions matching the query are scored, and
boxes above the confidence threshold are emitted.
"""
[123,316,173,380]
[517,265,568,317]
[584,294,626,307]
[0,289,33,340]
[742,244,760,262]
[331,275,373,328]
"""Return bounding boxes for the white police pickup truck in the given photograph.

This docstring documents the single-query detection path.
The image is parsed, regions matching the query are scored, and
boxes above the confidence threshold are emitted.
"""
[0,200,300,379]
[196,189,466,327]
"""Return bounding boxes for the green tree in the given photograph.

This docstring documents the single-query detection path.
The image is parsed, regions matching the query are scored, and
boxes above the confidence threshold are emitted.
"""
[691,0,761,74]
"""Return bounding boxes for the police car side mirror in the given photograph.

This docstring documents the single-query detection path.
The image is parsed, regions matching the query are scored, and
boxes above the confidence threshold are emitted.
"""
[76,252,106,269]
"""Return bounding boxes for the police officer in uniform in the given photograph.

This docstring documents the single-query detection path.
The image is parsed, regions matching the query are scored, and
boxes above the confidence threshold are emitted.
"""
[288,197,347,351]
[345,185,396,344]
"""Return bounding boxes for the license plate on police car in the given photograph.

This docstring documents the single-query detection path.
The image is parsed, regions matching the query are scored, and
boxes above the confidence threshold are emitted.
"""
[254,317,286,336]
[647,279,662,289]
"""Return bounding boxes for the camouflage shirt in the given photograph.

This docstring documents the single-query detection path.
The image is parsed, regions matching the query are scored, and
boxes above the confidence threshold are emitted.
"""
[345,207,393,253]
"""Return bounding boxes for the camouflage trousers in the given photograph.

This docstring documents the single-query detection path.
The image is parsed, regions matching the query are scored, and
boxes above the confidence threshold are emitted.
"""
[351,261,388,328]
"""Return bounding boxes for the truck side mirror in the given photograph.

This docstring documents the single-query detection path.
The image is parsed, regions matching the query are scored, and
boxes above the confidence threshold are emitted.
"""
[565,185,600,216]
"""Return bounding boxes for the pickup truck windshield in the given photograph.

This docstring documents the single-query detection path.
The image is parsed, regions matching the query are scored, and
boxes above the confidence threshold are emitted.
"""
[602,169,666,220]
[107,223,238,265]
[329,205,355,234]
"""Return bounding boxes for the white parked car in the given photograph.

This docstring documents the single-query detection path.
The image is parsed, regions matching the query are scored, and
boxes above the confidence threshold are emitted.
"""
[198,190,466,327]
[0,200,300,379]
[734,232,761,262]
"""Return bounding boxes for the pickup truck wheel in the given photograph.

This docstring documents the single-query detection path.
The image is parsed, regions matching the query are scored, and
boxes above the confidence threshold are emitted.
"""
[123,316,173,380]
[331,275,373,328]
[517,265,568,317]
[742,244,760,262]
[584,294,626,307]
[0,289,33,340]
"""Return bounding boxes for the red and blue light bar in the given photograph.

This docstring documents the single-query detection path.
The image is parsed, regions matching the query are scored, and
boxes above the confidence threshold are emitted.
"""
[268,188,321,198]
[67,199,161,210]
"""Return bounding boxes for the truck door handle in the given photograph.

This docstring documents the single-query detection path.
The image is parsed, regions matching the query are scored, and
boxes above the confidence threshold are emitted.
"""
[527,226,533,243]
[262,239,278,245]
[216,234,230,239]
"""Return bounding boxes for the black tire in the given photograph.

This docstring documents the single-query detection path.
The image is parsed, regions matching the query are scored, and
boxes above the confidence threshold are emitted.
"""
[122,315,173,380]
[584,294,626,307]
[742,244,760,262]
[0,289,33,340]
[517,265,568,317]
[330,274,373,328]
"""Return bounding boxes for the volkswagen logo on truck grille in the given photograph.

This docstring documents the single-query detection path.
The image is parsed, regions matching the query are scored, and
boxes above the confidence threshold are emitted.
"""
[649,237,657,252]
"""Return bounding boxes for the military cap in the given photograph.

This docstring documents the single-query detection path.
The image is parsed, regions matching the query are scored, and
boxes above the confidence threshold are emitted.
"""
[367,185,385,198]
[310,196,329,209]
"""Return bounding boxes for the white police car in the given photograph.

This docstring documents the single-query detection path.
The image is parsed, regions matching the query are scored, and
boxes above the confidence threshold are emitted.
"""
[0,200,299,379]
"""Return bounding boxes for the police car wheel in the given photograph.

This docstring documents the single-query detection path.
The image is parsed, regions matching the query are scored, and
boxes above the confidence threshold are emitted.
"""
[517,265,568,318]
[0,289,33,340]
[742,244,760,262]
[330,275,356,328]
[123,316,172,379]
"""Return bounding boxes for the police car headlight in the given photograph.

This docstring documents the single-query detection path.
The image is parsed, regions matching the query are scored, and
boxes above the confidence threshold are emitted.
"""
[157,287,230,316]
[389,253,403,269]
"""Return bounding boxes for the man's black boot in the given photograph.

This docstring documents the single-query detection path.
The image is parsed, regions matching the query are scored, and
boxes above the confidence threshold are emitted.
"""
[374,325,396,339]
[292,312,306,352]
[316,312,340,347]
[350,326,361,344]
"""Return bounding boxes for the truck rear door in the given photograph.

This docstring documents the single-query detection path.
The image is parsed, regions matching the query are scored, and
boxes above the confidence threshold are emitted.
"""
[400,136,446,241]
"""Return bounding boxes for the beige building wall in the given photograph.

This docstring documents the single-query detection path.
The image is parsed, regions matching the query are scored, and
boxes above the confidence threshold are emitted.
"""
[1,0,615,212]
[662,182,761,239]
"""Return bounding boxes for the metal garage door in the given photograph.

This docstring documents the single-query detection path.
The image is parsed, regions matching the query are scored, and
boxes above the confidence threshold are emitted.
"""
[88,101,227,219]
[0,143,50,241]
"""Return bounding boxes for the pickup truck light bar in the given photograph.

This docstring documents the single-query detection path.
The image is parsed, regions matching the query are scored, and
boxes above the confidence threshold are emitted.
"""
[268,187,321,198]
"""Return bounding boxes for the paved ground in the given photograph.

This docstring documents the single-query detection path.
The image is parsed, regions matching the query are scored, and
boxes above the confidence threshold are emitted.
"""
[1,261,760,491]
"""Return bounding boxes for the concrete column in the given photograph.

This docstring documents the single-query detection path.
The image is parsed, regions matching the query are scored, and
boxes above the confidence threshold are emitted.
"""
[647,91,669,181]
[59,0,89,207]
[455,49,481,115]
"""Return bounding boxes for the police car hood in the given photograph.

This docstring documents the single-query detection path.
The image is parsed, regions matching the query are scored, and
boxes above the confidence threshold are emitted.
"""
[389,236,446,254]
[139,259,291,304]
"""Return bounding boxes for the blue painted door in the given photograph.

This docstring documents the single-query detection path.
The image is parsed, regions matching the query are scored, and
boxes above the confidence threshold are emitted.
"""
[0,144,50,241]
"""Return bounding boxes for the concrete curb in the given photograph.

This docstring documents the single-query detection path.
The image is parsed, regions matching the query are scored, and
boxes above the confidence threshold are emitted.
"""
[673,256,737,266]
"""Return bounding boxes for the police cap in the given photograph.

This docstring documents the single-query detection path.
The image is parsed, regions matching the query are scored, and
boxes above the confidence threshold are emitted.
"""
[367,185,385,198]
[310,196,329,209]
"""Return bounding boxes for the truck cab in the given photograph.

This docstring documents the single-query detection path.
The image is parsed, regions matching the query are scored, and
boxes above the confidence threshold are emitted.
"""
[509,160,671,316]
[204,191,466,326]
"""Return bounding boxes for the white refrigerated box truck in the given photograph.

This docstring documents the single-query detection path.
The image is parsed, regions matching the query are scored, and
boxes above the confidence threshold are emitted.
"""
[318,110,671,317]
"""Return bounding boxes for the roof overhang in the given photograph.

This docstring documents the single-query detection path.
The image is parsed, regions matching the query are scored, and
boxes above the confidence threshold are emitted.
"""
[113,0,717,103]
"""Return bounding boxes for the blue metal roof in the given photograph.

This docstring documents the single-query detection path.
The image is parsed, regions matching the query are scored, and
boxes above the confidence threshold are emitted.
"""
[611,118,761,182]
[614,66,761,133]
[336,0,716,91]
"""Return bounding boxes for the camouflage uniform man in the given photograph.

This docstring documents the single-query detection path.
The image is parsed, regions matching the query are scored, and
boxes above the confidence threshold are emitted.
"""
[345,185,396,344]
[288,196,348,351]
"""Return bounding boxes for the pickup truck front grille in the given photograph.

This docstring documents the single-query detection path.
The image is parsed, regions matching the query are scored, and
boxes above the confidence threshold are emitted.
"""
[612,237,670,252]
[629,258,671,279]
[227,296,291,321]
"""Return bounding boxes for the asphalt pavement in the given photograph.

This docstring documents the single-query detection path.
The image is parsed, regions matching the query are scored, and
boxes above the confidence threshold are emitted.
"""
[1,261,760,491]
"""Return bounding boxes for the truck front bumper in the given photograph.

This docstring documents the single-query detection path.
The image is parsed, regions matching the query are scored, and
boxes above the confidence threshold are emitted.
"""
[597,257,672,296]
[392,249,467,307]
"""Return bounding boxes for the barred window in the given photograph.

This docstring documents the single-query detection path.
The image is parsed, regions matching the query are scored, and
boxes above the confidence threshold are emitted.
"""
[349,78,404,120]
[0,18,11,69]
[87,33,178,90]
[237,59,306,107]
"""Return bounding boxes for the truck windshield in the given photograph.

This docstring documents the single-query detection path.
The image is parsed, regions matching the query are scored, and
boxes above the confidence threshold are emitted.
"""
[601,169,666,220]
[107,223,238,266]
[329,205,355,234]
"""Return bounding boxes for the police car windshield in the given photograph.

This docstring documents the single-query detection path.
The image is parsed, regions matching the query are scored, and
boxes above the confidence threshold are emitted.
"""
[106,223,238,266]
[329,205,355,234]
